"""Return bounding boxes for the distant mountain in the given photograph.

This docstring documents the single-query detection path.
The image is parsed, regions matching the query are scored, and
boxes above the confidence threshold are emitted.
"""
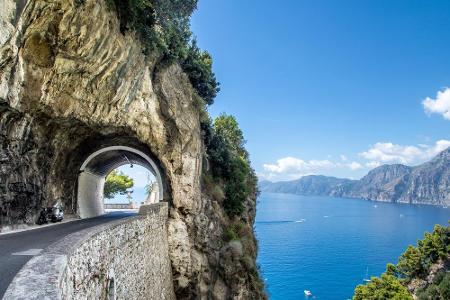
[260,175,353,196]
[260,147,450,206]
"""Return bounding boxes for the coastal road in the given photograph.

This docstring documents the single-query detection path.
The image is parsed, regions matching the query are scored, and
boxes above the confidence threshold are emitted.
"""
[0,211,136,299]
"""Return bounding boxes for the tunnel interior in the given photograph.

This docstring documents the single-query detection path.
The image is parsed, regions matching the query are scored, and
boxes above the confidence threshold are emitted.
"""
[77,146,164,218]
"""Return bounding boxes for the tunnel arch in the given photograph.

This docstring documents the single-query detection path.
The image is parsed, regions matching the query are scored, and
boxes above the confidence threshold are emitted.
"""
[77,145,164,218]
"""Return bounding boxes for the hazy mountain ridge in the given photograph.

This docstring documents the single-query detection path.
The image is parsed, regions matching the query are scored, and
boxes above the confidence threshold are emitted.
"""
[260,147,450,206]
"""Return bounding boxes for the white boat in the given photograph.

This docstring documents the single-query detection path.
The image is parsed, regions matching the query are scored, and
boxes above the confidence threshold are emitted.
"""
[363,267,371,282]
[304,290,312,296]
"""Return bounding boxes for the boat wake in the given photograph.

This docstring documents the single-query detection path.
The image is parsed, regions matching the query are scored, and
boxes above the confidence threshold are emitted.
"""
[256,219,306,224]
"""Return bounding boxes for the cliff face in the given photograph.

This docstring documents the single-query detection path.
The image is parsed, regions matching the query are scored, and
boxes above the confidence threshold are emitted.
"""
[337,164,413,201]
[261,148,450,206]
[0,0,262,298]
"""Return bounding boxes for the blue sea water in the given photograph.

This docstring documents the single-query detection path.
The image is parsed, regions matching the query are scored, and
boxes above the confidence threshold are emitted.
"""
[255,193,450,300]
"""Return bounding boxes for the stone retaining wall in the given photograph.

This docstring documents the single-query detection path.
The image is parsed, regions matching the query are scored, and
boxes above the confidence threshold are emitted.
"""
[4,202,175,300]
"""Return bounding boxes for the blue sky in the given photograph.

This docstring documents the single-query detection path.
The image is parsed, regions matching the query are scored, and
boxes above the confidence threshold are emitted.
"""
[190,0,450,181]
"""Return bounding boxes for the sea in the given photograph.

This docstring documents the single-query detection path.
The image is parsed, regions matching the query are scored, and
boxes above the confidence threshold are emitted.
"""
[255,193,450,300]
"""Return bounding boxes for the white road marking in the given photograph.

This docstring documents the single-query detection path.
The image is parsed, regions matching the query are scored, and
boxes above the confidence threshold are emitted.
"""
[11,249,43,256]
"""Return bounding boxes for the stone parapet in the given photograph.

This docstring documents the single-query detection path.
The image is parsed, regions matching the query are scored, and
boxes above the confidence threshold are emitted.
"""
[4,202,174,300]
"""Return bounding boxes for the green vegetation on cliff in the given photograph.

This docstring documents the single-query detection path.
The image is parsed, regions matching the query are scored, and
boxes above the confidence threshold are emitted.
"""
[353,224,450,300]
[201,114,265,298]
[202,114,258,217]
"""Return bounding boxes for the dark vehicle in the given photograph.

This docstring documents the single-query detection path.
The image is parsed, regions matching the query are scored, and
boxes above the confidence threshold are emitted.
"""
[36,207,64,225]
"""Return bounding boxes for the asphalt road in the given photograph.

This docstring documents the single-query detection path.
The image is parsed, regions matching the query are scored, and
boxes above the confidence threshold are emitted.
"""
[0,211,135,299]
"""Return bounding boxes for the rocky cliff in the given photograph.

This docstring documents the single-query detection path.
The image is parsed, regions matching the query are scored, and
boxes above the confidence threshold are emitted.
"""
[0,0,264,298]
[261,148,450,206]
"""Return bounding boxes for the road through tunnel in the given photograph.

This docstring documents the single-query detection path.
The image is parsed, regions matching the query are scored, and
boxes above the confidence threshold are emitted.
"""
[77,145,165,218]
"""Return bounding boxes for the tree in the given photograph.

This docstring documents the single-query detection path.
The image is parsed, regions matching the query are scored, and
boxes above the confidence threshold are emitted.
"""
[213,114,247,158]
[397,245,425,279]
[223,156,250,216]
[103,170,134,199]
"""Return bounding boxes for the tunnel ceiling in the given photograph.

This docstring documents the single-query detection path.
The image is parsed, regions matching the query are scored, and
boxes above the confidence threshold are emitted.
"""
[83,150,155,176]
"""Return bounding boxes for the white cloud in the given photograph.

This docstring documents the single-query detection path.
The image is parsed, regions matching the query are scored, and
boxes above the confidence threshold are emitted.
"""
[340,155,348,161]
[423,88,450,120]
[359,143,423,164]
[263,157,335,175]
[347,162,363,170]
[261,156,366,181]
[359,140,450,166]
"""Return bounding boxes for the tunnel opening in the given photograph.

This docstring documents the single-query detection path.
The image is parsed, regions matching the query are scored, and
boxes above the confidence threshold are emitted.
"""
[77,146,164,218]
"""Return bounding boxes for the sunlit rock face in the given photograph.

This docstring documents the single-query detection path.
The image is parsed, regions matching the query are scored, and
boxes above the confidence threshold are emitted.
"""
[0,1,262,298]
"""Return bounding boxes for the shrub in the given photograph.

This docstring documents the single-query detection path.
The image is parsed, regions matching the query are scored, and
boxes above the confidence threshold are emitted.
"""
[223,221,246,242]
[223,227,239,242]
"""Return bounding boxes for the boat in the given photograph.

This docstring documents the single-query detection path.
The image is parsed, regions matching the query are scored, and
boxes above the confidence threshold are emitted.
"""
[363,267,371,282]
[304,290,312,296]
